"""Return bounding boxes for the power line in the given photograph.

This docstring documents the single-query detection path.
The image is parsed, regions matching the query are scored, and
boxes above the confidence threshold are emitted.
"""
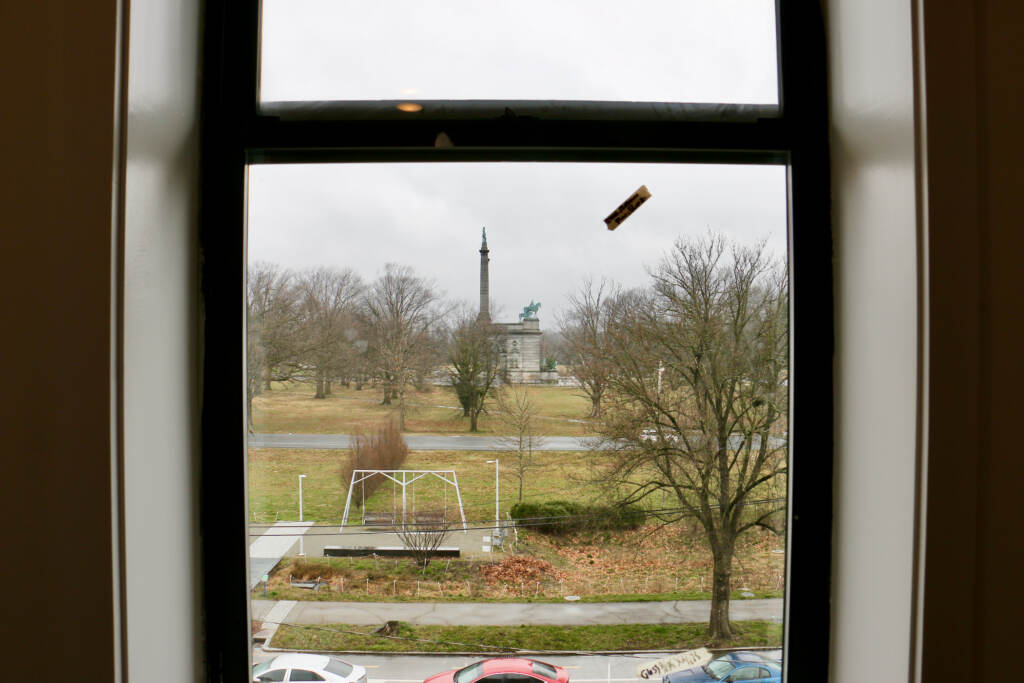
[247,499,786,536]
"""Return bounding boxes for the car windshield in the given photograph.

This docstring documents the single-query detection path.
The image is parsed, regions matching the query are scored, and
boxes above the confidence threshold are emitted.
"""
[531,661,558,678]
[454,662,484,683]
[252,661,272,675]
[705,660,735,680]
[325,658,354,676]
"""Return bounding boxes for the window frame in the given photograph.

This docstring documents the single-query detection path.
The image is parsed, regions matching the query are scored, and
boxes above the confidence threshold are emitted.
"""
[199,2,832,681]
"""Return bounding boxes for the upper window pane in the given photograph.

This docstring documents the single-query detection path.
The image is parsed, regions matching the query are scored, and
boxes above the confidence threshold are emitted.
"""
[259,0,779,104]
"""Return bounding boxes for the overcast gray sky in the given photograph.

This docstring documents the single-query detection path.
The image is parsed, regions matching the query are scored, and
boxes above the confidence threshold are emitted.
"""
[260,0,777,103]
[249,1,785,324]
[247,163,787,323]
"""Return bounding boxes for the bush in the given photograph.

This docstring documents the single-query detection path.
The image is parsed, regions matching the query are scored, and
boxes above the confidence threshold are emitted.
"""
[510,500,646,534]
[339,420,409,507]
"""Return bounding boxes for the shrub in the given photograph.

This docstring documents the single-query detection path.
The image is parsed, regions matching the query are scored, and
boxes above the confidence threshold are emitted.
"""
[339,420,409,507]
[510,500,646,534]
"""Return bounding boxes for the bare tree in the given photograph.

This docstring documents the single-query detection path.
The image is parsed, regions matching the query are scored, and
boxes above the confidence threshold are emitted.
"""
[592,234,788,641]
[295,267,364,399]
[495,384,545,502]
[362,264,447,430]
[559,278,619,418]
[447,314,504,432]
[247,262,301,428]
[395,519,453,570]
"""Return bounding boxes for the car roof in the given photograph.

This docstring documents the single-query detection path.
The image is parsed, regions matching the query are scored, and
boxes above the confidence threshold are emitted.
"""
[269,653,330,670]
[480,658,562,676]
[724,652,768,662]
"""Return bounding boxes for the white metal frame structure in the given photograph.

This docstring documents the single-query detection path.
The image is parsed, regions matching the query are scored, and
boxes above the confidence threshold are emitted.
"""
[340,469,468,532]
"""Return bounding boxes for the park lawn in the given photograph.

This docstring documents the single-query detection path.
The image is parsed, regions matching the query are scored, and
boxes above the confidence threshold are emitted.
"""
[248,448,592,523]
[269,620,782,652]
[251,382,594,436]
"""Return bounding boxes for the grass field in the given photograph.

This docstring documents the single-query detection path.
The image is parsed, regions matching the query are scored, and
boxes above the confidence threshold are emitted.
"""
[248,446,786,597]
[248,448,592,524]
[270,620,783,652]
[251,382,594,436]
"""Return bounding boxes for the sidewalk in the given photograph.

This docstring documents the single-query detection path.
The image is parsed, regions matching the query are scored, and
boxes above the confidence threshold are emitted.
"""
[251,598,784,627]
[249,521,313,589]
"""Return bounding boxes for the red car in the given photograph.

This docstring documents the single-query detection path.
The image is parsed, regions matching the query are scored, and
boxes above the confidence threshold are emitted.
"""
[423,658,570,683]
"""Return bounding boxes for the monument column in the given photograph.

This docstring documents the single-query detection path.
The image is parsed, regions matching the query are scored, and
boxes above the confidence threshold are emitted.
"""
[478,227,490,322]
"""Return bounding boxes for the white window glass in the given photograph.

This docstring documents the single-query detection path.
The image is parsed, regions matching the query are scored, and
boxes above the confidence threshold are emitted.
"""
[260,0,779,104]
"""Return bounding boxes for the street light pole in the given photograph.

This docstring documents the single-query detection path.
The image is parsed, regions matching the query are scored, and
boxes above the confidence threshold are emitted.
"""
[298,474,307,556]
[486,459,499,552]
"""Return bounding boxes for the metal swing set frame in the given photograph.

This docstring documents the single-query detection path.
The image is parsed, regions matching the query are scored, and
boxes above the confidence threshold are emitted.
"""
[339,469,468,532]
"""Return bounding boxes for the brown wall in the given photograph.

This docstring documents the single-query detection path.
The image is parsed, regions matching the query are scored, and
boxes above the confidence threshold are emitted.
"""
[0,1,120,677]
[920,0,1024,678]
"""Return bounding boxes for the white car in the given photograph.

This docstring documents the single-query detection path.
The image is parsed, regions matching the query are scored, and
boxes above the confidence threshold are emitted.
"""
[252,653,367,682]
[640,428,678,443]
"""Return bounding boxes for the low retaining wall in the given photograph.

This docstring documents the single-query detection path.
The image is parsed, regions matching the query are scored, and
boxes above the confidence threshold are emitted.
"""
[323,545,461,558]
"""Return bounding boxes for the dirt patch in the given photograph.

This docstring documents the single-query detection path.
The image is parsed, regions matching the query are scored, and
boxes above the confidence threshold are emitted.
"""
[522,522,785,594]
[479,556,568,585]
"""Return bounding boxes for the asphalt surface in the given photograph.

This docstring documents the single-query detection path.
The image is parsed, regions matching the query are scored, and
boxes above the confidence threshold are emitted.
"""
[253,650,780,682]
[249,433,598,451]
[251,598,783,626]
[249,433,784,452]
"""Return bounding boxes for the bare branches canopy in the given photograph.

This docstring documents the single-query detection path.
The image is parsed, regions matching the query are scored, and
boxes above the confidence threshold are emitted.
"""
[593,234,789,640]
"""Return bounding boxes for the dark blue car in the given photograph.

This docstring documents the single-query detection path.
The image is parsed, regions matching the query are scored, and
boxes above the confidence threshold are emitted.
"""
[662,651,782,683]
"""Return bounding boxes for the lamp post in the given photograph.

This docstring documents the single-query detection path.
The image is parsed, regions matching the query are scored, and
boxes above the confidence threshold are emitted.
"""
[486,459,499,552]
[298,474,307,556]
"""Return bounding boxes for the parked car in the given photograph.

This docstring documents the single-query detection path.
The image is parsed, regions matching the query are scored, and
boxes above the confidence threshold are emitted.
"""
[640,428,678,443]
[253,653,367,682]
[423,657,569,683]
[662,651,781,683]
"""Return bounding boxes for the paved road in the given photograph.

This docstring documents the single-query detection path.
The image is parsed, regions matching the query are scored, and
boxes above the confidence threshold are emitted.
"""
[252,598,783,626]
[254,650,784,682]
[249,433,599,451]
[249,433,784,452]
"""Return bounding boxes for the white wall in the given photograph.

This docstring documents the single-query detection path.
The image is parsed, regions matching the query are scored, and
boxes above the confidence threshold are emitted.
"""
[122,0,203,680]
[827,0,921,680]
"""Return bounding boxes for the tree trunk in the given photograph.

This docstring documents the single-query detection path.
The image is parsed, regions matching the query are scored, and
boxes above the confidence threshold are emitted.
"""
[382,382,392,405]
[707,542,735,641]
[264,377,273,391]
[398,391,406,431]
[589,395,601,419]
[314,376,325,399]
[325,379,332,395]
[469,409,478,432]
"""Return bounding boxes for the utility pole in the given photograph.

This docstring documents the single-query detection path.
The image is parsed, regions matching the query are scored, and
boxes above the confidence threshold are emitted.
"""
[298,474,307,556]
[486,459,499,552]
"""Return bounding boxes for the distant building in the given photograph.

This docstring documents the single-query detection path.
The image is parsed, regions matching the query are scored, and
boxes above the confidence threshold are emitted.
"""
[477,228,558,384]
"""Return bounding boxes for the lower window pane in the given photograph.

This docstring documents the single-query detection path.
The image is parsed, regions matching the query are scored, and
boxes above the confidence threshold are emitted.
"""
[245,162,789,681]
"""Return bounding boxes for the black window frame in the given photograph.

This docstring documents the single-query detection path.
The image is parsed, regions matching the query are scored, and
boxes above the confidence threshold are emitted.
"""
[199,2,832,681]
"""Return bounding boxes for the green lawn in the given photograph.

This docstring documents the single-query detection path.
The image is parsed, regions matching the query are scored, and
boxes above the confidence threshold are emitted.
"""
[248,448,592,523]
[270,620,782,652]
[251,382,595,436]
